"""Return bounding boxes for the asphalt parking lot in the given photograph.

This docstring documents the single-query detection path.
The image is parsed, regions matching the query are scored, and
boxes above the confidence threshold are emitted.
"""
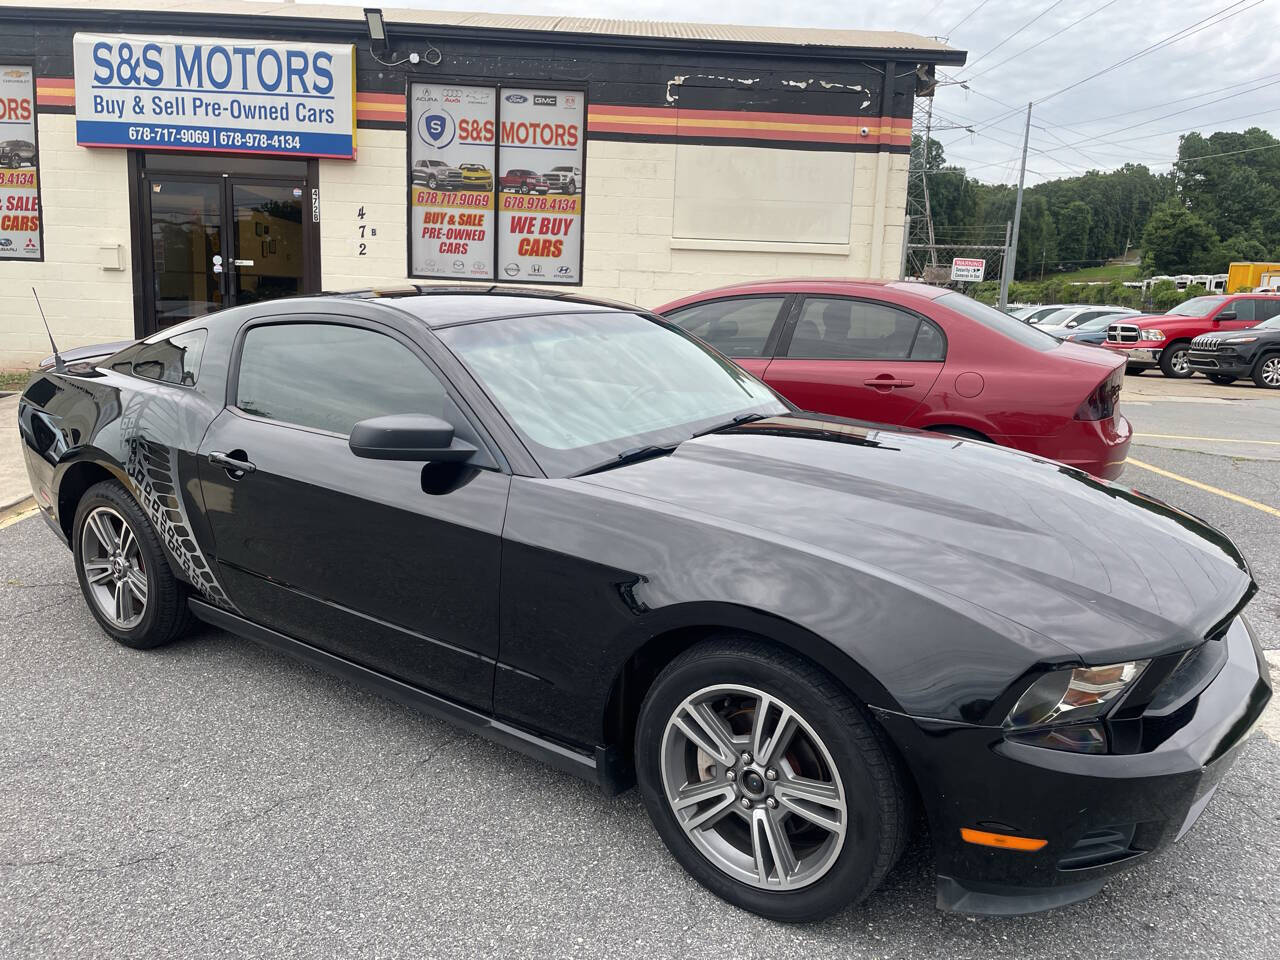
[2,374,1278,960]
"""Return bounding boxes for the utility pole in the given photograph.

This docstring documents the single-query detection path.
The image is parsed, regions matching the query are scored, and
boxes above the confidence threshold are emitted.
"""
[921,99,938,267]
[998,102,1032,311]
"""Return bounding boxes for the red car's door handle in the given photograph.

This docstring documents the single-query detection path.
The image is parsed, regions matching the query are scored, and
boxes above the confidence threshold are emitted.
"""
[864,377,915,389]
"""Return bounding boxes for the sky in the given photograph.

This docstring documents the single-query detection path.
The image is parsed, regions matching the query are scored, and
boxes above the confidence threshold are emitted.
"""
[331,0,1280,185]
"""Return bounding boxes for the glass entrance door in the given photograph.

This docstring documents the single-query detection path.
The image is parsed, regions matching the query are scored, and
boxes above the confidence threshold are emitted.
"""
[230,182,305,307]
[139,157,316,336]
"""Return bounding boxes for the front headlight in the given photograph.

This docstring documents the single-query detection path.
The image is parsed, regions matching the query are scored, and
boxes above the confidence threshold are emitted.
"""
[1140,329,1165,340]
[1005,660,1149,728]
[1227,337,1257,344]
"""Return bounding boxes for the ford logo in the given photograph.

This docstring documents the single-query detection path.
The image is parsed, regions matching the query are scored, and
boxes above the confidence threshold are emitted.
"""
[505,94,528,103]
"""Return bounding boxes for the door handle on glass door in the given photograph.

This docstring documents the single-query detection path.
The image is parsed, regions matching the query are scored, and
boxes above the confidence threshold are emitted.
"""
[209,451,256,476]
[864,378,915,389]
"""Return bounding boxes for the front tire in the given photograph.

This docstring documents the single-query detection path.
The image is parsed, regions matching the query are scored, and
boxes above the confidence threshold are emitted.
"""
[1159,342,1193,378]
[1253,354,1280,389]
[635,638,910,922]
[73,480,193,649]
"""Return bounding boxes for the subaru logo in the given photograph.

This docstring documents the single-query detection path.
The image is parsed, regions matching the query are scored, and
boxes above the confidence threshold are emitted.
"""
[505,94,528,103]
[0,238,10,247]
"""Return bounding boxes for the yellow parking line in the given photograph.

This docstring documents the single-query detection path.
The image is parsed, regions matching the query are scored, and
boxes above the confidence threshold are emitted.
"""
[1135,432,1280,446]
[1127,459,1280,519]
[0,502,38,529]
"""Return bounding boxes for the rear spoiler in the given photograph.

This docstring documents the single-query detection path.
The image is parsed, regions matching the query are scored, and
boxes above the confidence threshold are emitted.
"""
[40,339,136,371]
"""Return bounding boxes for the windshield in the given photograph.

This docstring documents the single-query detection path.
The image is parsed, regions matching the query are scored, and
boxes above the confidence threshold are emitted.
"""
[1074,314,1122,332]
[1037,308,1078,327]
[440,311,787,476]
[1166,296,1226,317]
[937,292,1060,351]
[1258,314,1280,329]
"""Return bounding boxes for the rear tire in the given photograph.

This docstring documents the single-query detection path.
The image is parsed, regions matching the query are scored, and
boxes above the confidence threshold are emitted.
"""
[1252,354,1280,389]
[1159,342,1193,378]
[72,480,194,649]
[635,638,910,922]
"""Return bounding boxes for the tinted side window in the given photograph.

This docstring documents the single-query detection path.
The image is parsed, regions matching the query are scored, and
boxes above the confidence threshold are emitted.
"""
[130,329,207,385]
[235,323,450,435]
[1256,298,1280,321]
[1230,299,1255,322]
[911,320,946,360]
[666,297,785,357]
[787,298,924,360]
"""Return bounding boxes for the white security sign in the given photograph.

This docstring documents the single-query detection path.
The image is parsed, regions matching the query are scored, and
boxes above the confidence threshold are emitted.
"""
[72,33,355,158]
[409,84,497,281]
[0,65,41,260]
[950,257,986,282]
[497,89,585,284]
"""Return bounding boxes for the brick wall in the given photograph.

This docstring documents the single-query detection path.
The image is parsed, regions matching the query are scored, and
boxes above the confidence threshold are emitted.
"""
[1,115,134,369]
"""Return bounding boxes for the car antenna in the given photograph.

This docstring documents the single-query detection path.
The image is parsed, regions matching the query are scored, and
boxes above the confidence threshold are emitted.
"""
[32,287,65,372]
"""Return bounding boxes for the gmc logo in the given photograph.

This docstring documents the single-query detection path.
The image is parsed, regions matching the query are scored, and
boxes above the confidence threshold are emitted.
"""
[533,95,557,106]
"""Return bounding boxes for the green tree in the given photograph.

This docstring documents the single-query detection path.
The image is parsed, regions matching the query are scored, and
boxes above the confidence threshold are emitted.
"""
[1056,201,1094,266]
[1149,279,1182,311]
[1207,233,1271,273]
[1140,202,1218,274]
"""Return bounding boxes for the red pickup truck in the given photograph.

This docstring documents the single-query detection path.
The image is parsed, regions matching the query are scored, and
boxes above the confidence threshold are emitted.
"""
[1103,294,1278,377]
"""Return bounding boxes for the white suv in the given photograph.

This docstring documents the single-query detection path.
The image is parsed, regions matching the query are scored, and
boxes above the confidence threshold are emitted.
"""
[542,165,580,194]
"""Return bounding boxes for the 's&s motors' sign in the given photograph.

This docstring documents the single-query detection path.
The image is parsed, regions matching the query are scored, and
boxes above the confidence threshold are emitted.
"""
[72,33,356,158]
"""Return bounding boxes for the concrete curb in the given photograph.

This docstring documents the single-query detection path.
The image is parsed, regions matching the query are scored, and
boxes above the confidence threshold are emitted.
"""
[0,496,37,527]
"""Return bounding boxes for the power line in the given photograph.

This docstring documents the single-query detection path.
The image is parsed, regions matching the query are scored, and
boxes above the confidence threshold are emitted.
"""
[1045,69,1280,130]
[962,0,1124,82]
[963,0,1067,70]
[1035,0,1263,107]
[947,0,995,36]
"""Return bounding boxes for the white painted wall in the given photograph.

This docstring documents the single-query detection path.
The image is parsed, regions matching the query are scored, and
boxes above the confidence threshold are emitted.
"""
[0,115,134,369]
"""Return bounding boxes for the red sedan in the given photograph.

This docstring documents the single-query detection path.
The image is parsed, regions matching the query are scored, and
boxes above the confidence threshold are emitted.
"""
[656,279,1131,479]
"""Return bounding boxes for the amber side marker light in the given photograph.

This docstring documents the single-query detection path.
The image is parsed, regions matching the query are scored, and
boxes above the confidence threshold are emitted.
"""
[960,828,1048,852]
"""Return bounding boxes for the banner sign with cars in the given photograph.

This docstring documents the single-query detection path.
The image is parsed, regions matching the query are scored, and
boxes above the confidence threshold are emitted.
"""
[0,64,42,260]
[408,83,497,281]
[406,84,585,285]
[71,33,356,158]
[496,89,584,284]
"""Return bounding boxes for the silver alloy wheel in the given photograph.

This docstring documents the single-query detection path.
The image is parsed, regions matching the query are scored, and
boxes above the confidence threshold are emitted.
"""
[80,506,148,630]
[660,684,847,890]
[1262,357,1280,386]
[1170,349,1190,374]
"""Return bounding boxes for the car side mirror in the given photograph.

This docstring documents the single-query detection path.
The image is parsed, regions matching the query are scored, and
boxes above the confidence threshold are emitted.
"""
[349,414,476,462]
[1217,311,1235,321]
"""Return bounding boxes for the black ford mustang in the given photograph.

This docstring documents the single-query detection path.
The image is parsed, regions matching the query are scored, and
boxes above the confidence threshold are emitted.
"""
[17,288,1271,919]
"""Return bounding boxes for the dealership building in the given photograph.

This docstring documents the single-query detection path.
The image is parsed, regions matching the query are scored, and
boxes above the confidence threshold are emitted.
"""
[0,0,962,367]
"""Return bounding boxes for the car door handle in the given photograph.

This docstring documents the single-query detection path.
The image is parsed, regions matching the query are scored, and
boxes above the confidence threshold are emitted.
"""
[864,378,915,388]
[208,451,256,475]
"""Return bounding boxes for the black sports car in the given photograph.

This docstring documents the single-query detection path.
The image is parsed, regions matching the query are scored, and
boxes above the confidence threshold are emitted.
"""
[17,289,1270,920]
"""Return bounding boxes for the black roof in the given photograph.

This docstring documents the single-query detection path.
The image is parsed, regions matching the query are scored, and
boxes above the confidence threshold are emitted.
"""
[328,285,645,327]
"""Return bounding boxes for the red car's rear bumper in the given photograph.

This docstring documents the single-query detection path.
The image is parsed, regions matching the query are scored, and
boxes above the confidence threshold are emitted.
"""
[995,413,1132,481]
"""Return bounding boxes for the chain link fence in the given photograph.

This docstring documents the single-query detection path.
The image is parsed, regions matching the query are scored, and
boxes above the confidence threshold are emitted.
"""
[903,241,1010,290]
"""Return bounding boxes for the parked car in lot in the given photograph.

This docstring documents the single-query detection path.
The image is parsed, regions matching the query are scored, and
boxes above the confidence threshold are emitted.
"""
[411,158,464,190]
[17,288,1269,920]
[1050,314,1121,346]
[657,280,1132,479]
[1011,304,1069,324]
[542,165,580,194]
[499,168,550,193]
[1036,306,1136,333]
[1188,311,1280,387]
[1104,294,1280,377]
[0,138,36,168]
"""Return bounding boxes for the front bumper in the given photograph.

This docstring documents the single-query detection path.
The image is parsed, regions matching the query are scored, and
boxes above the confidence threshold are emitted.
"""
[876,615,1271,914]
[1105,344,1160,368]
[1188,352,1253,377]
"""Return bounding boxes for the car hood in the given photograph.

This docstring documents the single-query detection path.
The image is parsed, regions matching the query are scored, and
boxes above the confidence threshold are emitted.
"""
[579,415,1252,661]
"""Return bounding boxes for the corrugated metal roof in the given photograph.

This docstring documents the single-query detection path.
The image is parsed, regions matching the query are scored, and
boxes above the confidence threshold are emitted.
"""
[0,0,958,55]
